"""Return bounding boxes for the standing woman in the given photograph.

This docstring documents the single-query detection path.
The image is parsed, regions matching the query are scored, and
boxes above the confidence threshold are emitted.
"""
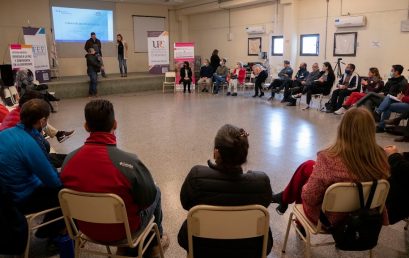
[180,61,192,93]
[210,49,220,74]
[116,34,128,77]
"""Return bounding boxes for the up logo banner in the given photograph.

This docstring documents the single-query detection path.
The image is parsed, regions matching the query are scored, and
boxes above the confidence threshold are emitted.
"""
[147,31,169,74]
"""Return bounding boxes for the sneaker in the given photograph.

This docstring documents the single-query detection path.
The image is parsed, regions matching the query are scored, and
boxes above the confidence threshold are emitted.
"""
[150,233,170,258]
[201,88,206,92]
[325,109,334,113]
[286,102,296,106]
[384,117,401,126]
[302,105,310,110]
[292,93,302,99]
[395,136,409,142]
[276,203,288,215]
[56,130,75,143]
[226,92,231,96]
[259,92,264,97]
[232,93,237,96]
[334,107,346,115]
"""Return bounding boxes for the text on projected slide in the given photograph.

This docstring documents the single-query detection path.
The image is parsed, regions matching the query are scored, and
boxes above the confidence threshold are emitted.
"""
[52,6,113,42]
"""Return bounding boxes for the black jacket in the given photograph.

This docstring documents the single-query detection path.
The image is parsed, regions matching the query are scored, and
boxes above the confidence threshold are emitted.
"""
[255,70,268,88]
[178,164,273,258]
[386,152,409,224]
[200,65,214,78]
[210,55,221,73]
[85,54,101,73]
[382,76,408,96]
[84,38,102,56]
[319,71,336,95]
[179,67,192,83]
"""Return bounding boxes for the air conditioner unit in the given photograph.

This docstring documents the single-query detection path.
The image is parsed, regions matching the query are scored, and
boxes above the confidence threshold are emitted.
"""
[334,16,366,28]
[246,26,265,34]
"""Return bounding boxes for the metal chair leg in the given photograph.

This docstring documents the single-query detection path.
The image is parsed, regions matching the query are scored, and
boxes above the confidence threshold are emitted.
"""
[282,212,293,253]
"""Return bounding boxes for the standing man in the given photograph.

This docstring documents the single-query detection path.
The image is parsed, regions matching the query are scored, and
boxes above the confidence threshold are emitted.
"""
[85,48,101,97]
[84,32,106,78]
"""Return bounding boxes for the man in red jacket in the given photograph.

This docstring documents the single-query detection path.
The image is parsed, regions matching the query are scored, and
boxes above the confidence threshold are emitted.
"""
[60,99,169,257]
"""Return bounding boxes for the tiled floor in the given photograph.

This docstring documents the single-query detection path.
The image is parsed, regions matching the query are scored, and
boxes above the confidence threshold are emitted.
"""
[31,91,409,257]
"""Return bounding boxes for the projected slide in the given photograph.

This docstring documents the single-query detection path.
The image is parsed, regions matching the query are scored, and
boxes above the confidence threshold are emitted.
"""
[52,6,113,42]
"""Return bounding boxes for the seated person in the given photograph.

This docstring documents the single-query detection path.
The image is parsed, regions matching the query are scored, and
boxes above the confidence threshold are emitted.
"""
[374,87,409,133]
[0,103,9,123]
[197,59,213,92]
[270,108,389,231]
[252,64,268,98]
[0,90,74,143]
[285,63,321,106]
[268,60,293,100]
[384,145,409,224]
[334,67,384,115]
[357,65,408,112]
[280,62,309,103]
[212,58,228,94]
[384,111,409,142]
[15,69,60,113]
[0,99,63,238]
[178,124,273,258]
[325,63,359,113]
[226,62,246,96]
[179,61,193,93]
[294,62,336,110]
[60,100,169,256]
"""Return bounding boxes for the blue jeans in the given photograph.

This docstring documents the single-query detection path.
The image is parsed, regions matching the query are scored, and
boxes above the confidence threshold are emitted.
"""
[118,55,127,75]
[379,102,409,128]
[87,70,98,96]
[213,74,226,92]
[139,186,163,236]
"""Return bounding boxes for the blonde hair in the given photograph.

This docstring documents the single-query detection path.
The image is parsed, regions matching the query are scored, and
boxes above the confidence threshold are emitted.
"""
[325,107,389,181]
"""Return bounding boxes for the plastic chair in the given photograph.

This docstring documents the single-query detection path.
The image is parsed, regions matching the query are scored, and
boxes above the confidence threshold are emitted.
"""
[24,207,63,258]
[282,180,390,258]
[242,73,255,93]
[187,205,270,258]
[163,72,176,93]
[58,189,163,258]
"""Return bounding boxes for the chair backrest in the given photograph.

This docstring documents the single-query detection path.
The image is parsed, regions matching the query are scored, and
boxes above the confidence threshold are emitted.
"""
[164,72,176,83]
[58,189,133,246]
[320,180,389,225]
[187,205,269,258]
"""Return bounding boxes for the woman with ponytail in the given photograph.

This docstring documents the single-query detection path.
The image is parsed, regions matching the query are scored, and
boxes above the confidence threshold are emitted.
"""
[178,124,274,258]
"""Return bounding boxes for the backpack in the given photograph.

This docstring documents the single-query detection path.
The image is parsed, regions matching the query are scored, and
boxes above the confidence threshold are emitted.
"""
[319,180,382,251]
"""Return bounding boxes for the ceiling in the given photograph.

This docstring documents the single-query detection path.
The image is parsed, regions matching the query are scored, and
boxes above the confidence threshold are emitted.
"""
[101,0,205,6]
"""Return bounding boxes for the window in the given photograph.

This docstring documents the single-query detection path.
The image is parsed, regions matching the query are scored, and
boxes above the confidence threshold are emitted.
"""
[271,36,284,56]
[300,34,319,56]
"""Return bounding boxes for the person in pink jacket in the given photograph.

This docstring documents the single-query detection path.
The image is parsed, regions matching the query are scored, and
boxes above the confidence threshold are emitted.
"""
[271,108,389,234]
[227,62,246,96]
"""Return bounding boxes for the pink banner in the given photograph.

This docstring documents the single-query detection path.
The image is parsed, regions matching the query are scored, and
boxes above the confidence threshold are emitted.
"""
[174,42,195,89]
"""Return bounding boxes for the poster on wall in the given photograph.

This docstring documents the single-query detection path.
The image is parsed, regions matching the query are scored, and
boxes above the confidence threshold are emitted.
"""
[147,31,169,74]
[23,27,51,82]
[174,42,195,90]
[9,44,36,80]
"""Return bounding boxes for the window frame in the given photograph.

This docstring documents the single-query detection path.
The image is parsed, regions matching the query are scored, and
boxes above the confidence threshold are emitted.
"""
[300,34,320,56]
[271,35,284,56]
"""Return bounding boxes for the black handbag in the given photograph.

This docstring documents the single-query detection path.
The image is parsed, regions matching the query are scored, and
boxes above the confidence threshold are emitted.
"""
[320,180,383,251]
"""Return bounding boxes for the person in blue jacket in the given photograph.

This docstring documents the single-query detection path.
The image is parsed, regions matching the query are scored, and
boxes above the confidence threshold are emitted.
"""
[0,98,62,238]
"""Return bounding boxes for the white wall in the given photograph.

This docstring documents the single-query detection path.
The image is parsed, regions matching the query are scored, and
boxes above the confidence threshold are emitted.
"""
[187,3,276,67]
[179,0,409,79]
